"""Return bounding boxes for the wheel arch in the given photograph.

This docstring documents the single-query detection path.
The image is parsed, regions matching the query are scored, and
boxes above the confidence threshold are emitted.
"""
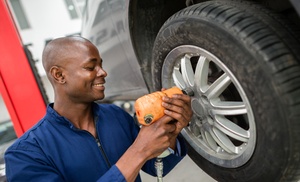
[128,0,186,91]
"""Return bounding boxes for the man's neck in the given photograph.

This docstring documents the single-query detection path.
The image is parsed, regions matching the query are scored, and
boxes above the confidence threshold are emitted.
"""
[53,100,97,137]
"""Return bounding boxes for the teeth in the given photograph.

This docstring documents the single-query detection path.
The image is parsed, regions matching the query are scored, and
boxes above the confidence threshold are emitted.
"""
[94,84,103,86]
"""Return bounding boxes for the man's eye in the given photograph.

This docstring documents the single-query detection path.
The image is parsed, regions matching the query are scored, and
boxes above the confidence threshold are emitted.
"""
[85,67,95,71]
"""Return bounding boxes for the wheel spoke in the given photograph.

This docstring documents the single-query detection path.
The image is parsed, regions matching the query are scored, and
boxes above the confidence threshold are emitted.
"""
[172,66,186,89]
[214,115,250,142]
[205,73,231,99]
[189,115,201,137]
[204,130,219,151]
[194,55,209,94]
[211,127,238,154]
[211,101,247,115]
[181,54,195,87]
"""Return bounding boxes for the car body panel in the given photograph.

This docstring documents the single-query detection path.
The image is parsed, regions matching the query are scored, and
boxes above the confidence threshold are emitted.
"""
[81,0,148,101]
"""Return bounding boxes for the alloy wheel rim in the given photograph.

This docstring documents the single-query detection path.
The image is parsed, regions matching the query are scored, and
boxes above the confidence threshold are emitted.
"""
[161,45,256,168]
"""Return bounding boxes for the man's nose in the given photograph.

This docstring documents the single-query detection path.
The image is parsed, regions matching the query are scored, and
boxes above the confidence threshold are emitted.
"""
[96,67,107,77]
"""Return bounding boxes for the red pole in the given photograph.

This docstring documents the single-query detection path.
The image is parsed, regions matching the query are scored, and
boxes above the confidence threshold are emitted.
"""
[0,0,46,137]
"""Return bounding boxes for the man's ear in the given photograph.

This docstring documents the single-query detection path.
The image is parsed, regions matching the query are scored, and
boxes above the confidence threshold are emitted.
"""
[50,66,65,84]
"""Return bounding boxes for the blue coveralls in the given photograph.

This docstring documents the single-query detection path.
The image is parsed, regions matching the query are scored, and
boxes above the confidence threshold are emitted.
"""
[5,103,186,182]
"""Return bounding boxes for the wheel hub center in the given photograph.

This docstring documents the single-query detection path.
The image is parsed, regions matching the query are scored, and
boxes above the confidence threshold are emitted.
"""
[191,98,208,120]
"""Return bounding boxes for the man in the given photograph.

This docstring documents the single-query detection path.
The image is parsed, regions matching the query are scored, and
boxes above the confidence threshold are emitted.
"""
[5,36,192,181]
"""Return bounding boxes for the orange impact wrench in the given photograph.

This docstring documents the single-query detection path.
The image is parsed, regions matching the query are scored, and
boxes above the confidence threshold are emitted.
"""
[135,86,183,126]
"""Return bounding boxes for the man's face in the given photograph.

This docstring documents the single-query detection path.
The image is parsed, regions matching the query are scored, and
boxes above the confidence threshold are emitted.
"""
[62,41,107,103]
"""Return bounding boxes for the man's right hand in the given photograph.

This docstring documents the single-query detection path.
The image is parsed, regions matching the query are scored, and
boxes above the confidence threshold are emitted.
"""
[132,115,176,160]
[115,115,176,182]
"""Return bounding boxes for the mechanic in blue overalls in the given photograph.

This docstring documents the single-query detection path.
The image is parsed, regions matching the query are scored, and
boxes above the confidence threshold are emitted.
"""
[5,36,192,182]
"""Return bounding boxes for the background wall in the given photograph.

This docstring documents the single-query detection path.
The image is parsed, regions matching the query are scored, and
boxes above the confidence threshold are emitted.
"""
[0,96,10,122]
[1,0,84,121]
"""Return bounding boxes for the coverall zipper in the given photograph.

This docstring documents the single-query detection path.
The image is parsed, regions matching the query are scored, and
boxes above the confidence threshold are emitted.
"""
[95,137,112,168]
[94,116,112,168]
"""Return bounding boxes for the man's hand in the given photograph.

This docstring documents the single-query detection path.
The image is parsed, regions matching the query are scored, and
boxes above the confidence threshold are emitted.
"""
[160,91,192,151]
[162,92,192,135]
[133,115,177,159]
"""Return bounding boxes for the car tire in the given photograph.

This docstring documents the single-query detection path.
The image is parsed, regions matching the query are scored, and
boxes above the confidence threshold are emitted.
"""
[152,1,300,181]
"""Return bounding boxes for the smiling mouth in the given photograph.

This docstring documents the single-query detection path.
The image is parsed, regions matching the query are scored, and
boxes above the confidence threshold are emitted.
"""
[93,83,104,87]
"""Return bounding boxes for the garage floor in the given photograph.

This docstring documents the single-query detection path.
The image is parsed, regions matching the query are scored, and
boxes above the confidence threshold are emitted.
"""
[140,155,216,182]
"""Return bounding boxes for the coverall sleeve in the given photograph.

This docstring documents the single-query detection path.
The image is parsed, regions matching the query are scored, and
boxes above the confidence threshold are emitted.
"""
[5,148,64,182]
[5,146,127,182]
[96,165,126,182]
